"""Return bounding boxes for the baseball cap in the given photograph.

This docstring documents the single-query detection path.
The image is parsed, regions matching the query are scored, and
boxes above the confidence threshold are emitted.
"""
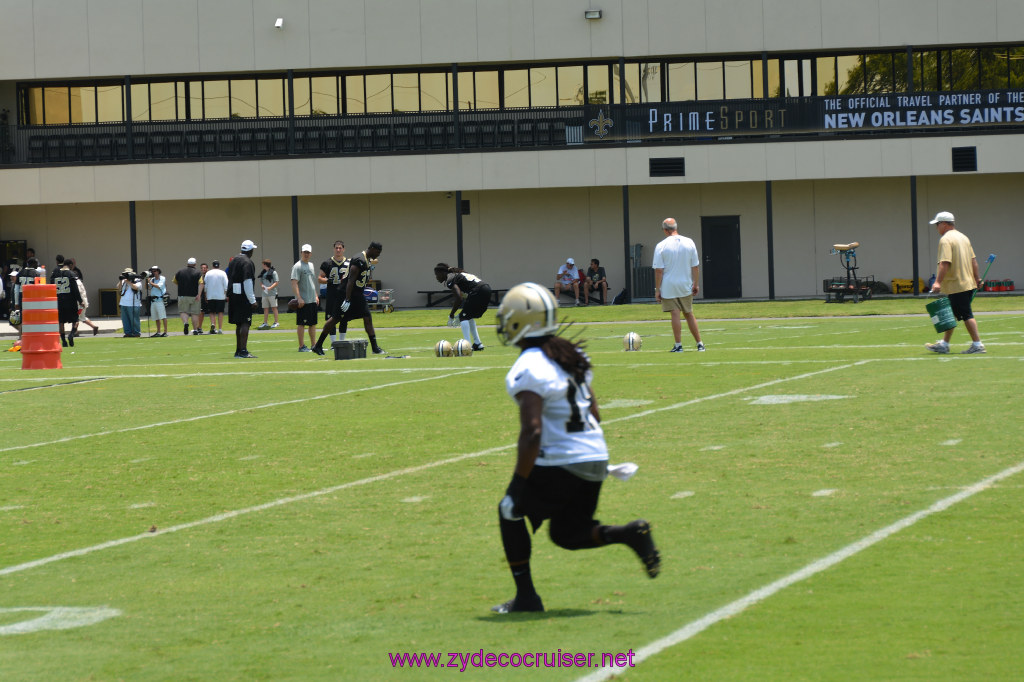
[241,239,258,251]
[150,265,160,272]
[929,211,955,224]
[566,257,575,265]
[301,243,312,252]
[187,257,197,265]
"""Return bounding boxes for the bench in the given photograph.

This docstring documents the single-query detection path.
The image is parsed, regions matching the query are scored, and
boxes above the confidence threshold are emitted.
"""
[418,289,509,307]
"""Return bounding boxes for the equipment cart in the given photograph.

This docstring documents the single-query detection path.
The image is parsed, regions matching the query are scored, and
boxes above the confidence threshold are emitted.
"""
[364,287,395,313]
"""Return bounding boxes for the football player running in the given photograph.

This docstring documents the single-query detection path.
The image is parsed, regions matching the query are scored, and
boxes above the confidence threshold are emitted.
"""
[491,283,660,614]
[433,262,490,351]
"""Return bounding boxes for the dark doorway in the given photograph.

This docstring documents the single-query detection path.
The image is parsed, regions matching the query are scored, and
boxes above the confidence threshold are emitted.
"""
[700,215,741,298]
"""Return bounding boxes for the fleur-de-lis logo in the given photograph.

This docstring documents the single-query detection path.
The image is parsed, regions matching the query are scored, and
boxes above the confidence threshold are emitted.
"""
[589,109,614,139]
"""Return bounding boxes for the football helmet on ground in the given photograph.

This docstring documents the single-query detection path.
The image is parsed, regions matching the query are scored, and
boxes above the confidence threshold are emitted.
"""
[434,339,453,357]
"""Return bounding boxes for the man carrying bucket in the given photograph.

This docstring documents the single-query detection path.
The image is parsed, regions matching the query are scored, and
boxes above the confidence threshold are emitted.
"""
[925,211,985,354]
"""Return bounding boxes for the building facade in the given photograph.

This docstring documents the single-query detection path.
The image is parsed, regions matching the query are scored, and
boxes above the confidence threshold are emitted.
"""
[1,0,1022,309]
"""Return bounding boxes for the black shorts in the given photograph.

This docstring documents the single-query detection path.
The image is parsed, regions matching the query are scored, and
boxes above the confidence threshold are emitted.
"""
[228,295,252,326]
[459,284,492,321]
[200,295,210,313]
[324,290,342,318]
[295,302,318,327]
[520,465,603,534]
[948,289,975,321]
[58,300,79,325]
[208,299,226,313]
[340,291,370,323]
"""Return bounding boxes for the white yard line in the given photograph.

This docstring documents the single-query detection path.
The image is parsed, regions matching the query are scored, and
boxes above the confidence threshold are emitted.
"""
[1,361,860,577]
[577,458,1024,682]
[0,369,481,456]
[0,442,513,578]
[601,362,864,426]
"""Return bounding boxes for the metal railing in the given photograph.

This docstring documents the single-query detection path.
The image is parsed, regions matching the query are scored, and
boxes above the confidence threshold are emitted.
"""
[4,91,1024,167]
[1,108,582,166]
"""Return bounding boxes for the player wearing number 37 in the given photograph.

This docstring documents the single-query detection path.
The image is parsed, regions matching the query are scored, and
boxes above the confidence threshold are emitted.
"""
[490,283,661,614]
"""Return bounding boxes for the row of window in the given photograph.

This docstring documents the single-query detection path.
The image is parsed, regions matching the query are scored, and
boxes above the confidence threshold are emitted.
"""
[19,45,1024,126]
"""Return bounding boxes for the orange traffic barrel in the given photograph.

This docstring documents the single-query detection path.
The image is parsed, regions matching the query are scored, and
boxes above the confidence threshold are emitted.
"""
[20,280,62,370]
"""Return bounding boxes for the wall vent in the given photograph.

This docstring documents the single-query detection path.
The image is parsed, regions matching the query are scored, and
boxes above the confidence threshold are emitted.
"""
[952,146,977,172]
[650,157,686,177]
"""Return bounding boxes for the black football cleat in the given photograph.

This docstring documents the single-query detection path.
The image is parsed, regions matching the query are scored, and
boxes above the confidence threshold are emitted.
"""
[624,520,661,578]
[311,346,325,356]
[491,594,544,614]
[472,343,485,351]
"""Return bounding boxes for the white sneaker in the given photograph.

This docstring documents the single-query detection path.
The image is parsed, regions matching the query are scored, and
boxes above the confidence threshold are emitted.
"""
[925,341,950,354]
[271,322,279,328]
[961,344,986,354]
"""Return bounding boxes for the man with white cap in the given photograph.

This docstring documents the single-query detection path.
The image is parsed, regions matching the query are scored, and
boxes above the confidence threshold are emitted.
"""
[290,243,319,352]
[926,211,985,354]
[146,265,168,337]
[226,239,259,358]
[554,257,581,305]
[173,257,203,335]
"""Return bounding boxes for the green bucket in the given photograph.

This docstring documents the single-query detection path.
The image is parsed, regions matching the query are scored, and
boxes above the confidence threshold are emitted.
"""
[925,297,957,333]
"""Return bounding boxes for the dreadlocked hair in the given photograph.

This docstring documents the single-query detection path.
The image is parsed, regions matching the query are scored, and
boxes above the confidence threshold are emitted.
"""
[434,262,463,275]
[521,335,591,384]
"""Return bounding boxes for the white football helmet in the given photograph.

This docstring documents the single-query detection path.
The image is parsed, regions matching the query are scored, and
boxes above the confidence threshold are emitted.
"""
[495,283,559,346]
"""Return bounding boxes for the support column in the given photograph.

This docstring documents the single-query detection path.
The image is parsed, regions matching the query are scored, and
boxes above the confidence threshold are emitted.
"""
[129,201,138,273]
[766,181,775,300]
[622,185,631,301]
[291,196,300,263]
[455,190,464,269]
[910,176,920,294]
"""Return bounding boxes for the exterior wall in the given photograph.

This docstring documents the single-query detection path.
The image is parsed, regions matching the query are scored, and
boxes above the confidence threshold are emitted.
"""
[2,0,1021,81]
[5,134,1024,208]
[2,174,1022,309]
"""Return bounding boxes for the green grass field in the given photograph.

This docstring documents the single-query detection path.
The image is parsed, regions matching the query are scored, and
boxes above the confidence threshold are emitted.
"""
[2,299,1023,681]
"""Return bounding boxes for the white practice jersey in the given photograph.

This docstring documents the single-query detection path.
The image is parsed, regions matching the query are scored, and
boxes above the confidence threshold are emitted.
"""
[505,347,608,467]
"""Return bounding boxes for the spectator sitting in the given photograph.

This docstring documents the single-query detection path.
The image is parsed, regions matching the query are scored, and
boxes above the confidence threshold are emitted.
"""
[584,258,609,305]
[554,257,581,306]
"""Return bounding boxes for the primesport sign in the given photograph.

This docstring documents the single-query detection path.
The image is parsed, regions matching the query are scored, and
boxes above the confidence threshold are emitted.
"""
[584,89,1024,142]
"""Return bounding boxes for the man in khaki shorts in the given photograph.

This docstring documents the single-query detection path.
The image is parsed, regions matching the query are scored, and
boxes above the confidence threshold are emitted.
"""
[173,257,203,335]
[653,218,705,352]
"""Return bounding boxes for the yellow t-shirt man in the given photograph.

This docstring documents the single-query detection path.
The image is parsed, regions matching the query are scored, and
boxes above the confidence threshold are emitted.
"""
[936,229,976,295]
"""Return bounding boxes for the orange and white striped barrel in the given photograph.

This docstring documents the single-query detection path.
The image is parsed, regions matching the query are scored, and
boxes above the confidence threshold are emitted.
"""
[20,280,62,370]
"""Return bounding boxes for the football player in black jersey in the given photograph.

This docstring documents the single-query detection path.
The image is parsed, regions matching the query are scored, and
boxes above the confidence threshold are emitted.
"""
[12,258,44,345]
[318,241,348,347]
[434,263,491,351]
[311,242,384,356]
[52,261,83,347]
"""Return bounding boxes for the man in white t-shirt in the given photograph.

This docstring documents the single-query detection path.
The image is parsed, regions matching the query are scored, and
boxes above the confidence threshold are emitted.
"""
[652,217,704,352]
[203,260,229,334]
[554,257,580,305]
